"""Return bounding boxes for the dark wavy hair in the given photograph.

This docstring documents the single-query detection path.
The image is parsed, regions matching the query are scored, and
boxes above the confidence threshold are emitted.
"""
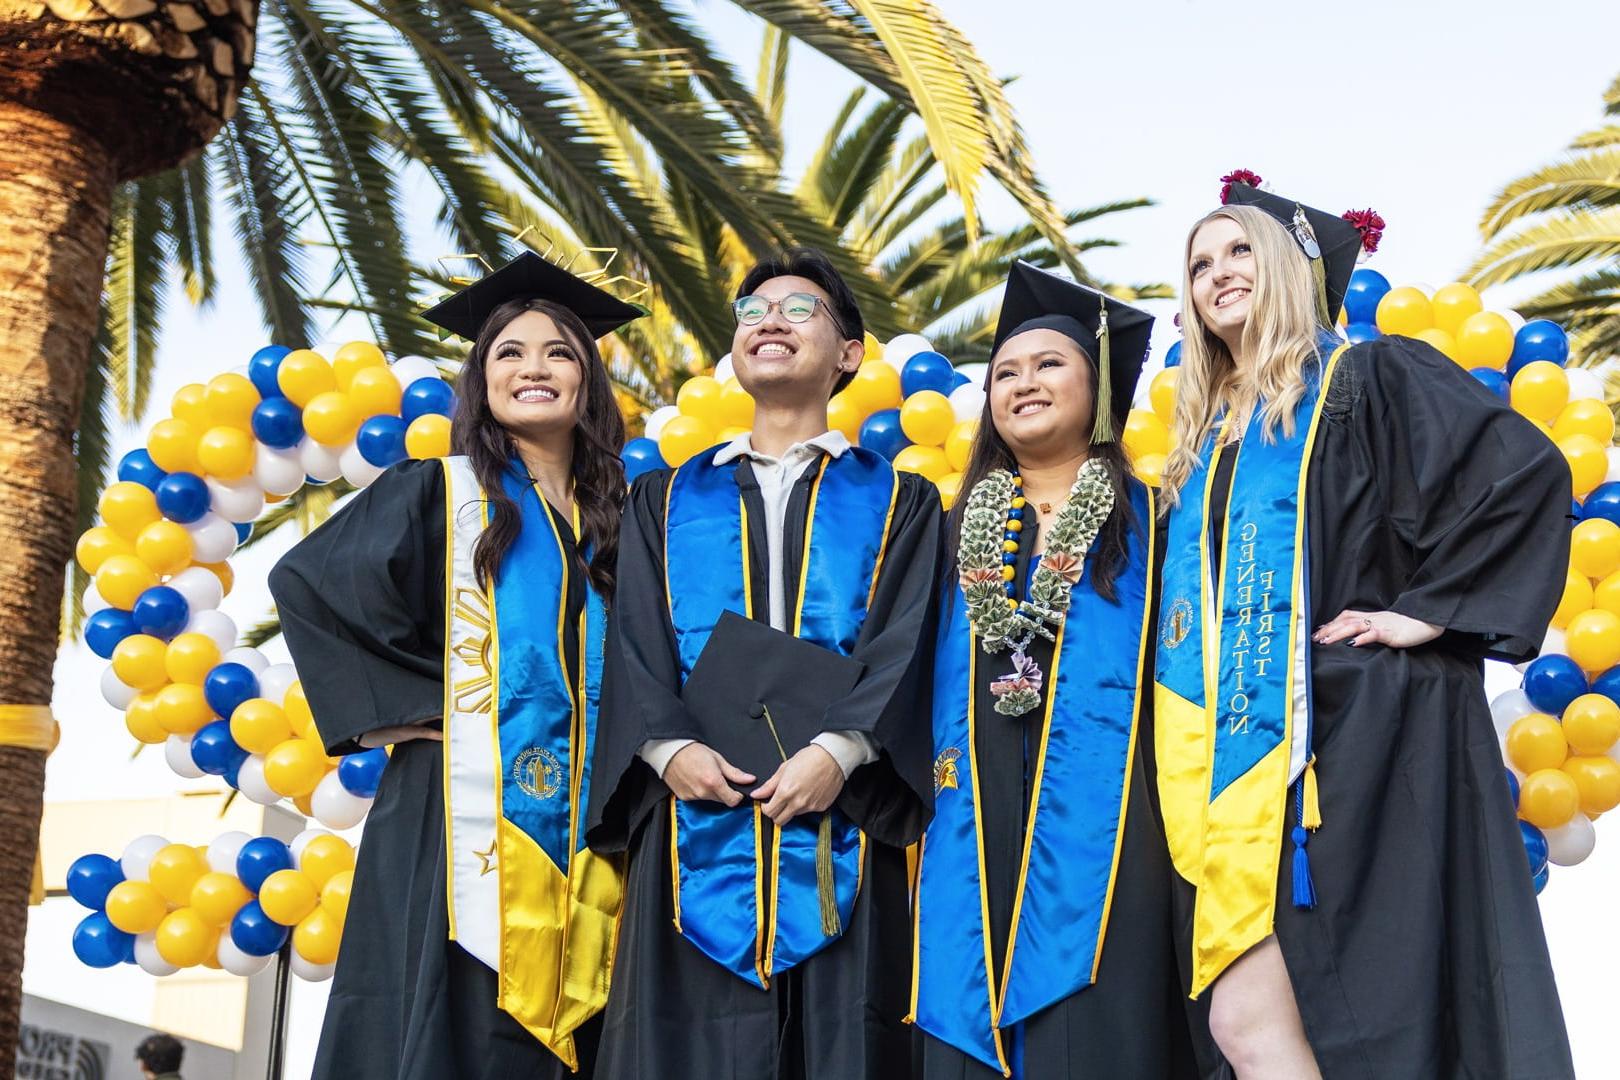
[945,361,1138,604]
[451,298,626,599]
[738,246,865,396]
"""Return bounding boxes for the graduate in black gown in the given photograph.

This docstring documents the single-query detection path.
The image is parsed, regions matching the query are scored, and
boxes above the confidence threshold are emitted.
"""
[913,262,1196,1079]
[1149,179,1575,1079]
[586,247,941,1080]
[269,252,644,1079]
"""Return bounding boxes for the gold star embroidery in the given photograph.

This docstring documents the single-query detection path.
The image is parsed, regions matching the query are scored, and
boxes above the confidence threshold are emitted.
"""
[473,837,497,876]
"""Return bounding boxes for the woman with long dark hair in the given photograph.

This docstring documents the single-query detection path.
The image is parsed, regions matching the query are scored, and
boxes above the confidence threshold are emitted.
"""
[910,261,1193,1079]
[269,252,642,1080]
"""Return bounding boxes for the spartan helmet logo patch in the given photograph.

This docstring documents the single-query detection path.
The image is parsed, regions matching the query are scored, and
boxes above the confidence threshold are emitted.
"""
[933,747,963,795]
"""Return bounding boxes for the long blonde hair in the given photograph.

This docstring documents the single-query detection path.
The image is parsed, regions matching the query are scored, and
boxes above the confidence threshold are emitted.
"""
[1159,205,1327,506]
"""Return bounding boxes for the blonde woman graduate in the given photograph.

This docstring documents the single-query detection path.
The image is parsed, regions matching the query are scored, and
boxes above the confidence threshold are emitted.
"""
[1151,175,1575,1079]
[269,253,639,1079]
[911,261,1197,1079]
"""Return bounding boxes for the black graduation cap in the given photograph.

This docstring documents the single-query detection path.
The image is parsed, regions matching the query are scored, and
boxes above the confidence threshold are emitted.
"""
[419,250,647,341]
[1221,182,1363,325]
[990,260,1155,444]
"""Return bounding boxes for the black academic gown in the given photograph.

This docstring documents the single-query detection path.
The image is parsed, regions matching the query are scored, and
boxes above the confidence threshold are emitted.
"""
[1146,338,1577,1079]
[921,533,1197,1080]
[269,459,599,1080]
[585,460,942,1080]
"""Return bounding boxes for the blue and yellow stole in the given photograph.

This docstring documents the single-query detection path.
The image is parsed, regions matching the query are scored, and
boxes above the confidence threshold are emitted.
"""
[910,481,1155,1076]
[662,445,900,987]
[441,458,624,1068]
[1154,343,1346,998]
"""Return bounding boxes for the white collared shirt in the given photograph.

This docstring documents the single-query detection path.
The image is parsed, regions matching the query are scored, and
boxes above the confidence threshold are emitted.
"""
[639,429,879,780]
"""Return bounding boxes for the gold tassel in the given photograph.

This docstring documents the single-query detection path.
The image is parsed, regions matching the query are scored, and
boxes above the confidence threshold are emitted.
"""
[1091,299,1114,444]
[817,812,841,936]
[1302,757,1322,831]
[1310,256,1331,329]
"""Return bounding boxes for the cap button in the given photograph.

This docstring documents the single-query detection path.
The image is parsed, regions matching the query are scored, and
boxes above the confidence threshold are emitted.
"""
[748,702,765,719]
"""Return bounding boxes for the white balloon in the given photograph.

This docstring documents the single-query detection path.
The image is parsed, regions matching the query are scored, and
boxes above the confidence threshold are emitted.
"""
[134,932,178,977]
[187,609,239,654]
[82,582,109,616]
[947,383,986,422]
[1566,368,1605,404]
[207,831,252,875]
[184,513,238,564]
[101,666,138,710]
[389,356,442,389]
[311,771,371,830]
[120,834,168,882]
[1500,308,1527,334]
[713,354,735,383]
[165,734,205,779]
[205,476,265,524]
[299,437,344,483]
[882,333,933,372]
[644,405,680,441]
[254,444,306,497]
[223,647,270,675]
[339,441,385,488]
[1546,813,1597,866]
[291,953,335,982]
[1491,688,1536,744]
[236,755,280,807]
[290,829,325,868]
[168,566,224,613]
[1540,626,1568,660]
[1606,448,1620,486]
[258,663,297,705]
[217,934,273,976]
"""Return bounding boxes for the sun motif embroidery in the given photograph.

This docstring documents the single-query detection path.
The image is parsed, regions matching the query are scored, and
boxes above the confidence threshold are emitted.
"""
[933,747,963,795]
[450,586,495,715]
[1162,597,1194,650]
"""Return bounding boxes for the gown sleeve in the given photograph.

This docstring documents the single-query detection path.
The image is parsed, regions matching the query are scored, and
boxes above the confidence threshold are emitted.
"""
[1348,337,1573,663]
[267,458,446,756]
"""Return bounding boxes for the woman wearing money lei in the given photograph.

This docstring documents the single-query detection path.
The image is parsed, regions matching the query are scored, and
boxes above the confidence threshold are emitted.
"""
[908,262,1192,1079]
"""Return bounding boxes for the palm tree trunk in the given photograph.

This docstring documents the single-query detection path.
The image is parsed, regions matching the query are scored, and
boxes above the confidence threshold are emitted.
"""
[0,100,114,1070]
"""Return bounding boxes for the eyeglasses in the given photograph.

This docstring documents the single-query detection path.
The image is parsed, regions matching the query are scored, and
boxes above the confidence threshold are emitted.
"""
[732,293,847,337]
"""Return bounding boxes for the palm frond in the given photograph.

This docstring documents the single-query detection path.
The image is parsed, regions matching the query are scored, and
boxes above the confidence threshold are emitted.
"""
[757,22,790,134]
[1478,149,1620,237]
[63,320,118,642]
[242,612,285,649]
[1572,124,1620,150]
[1466,206,1620,287]
[102,181,167,420]
[160,156,218,307]
[814,94,908,232]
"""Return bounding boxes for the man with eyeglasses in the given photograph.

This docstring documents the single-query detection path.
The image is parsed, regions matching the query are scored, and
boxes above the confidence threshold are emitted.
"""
[589,247,941,1079]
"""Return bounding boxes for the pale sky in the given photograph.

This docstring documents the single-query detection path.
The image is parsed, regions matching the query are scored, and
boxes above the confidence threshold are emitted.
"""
[27,2,1620,1075]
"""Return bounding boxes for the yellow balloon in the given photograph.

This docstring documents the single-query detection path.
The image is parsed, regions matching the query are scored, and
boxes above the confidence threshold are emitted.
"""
[190,871,252,927]
[1519,768,1581,829]
[1429,283,1484,337]
[112,634,168,690]
[1594,569,1620,617]
[155,908,216,968]
[1375,286,1433,337]
[1507,713,1569,774]
[1511,361,1570,424]
[847,361,902,414]
[165,632,222,685]
[1560,434,1608,498]
[196,425,255,481]
[1563,755,1620,815]
[1563,694,1620,755]
[945,420,978,472]
[828,392,864,444]
[148,843,209,907]
[171,383,212,430]
[1553,568,1596,628]
[125,693,168,744]
[258,868,319,926]
[1454,312,1515,371]
[1566,608,1620,673]
[716,426,750,443]
[1571,519,1620,579]
[677,376,726,427]
[348,365,403,418]
[899,391,954,447]
[332,341,387,390]
[1149,368,1179,424]
[105,880,169,934]
[1553,398,1615,445]
[1122,409,1170,459]
[135,520,193,577]
[146,418,201,474]
[284,682,319,742]
[1414,328,1457,363]
[76,526,135,575]
[893,444,952,484]
[155,683,212,735]
[264,738,326,798]
[404,414,451,459]
[293,908,343,965]
[863,332,884,365]
[205,373,260,430]
[301,835,356,890]
[99,482,162,542]
[1134,452,1167,488]
[96,554,160,611]
[320,869,354,924]
[302,392,361,447]
[936,472,964,511]
[230,698,293,754]
[657,415,715,468]
[718,379,756,428]
[278,349,337,407]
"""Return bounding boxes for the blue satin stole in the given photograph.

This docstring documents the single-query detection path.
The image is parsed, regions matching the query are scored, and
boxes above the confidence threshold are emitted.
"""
[913,480,1154,1074]
[663,445,900,987]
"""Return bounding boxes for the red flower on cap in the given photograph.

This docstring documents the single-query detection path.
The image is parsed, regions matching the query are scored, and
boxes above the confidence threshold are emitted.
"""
[1342,208,1385,254]
[1219,169,1264,204]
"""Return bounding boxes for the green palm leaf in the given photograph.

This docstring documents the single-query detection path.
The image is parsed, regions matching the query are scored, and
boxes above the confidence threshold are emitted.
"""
[1467,206,1620,287]
[1478,150,1620,235]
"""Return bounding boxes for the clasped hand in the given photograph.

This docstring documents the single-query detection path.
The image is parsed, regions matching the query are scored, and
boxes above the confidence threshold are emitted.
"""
[664,742,845,826]
[1313,608,1442,649]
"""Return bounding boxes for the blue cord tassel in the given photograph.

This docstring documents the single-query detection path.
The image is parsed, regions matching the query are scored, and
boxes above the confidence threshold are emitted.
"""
[1290,825,1317,909]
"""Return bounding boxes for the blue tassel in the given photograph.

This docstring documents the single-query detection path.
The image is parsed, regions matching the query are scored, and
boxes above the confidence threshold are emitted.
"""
[1290,825,1317,910]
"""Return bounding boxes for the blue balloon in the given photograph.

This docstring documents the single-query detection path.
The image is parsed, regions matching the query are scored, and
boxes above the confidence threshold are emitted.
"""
[338,748,389,798]
[223,753,246,789]
[1592,665,1620,708]
[1581,482,1620,528]
[230,899,291,957]
[251,397,304,449]
[1344,322,1380,345]
[1522,654,1589,716]
[154,472,211,524]
[204,662,259,721]
[622,437,665,484]
[357,415,409,468]
[1164,341,1182,369]
[949,370,971,391]
[1468,367,1510,401]
[859,409,910,461]
[116,449,167,491]
[304,473,331,487]
[401,377,456,422]
[1521,820,1550,876]
[900,351,956,398]
[1533,866,1550,894]
[1505,768,1521,809]
[235,521,253,545]
[73,912,134,969]
[249,345,292,399]
[131,585,190,640]
[1573,498,1584,521]
[1342,268,1392,326]
[236,837,293,893]
[1509,319,1570,377]
[85,608,137,660]
[191,719,247,777]
[66,853,123,910]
